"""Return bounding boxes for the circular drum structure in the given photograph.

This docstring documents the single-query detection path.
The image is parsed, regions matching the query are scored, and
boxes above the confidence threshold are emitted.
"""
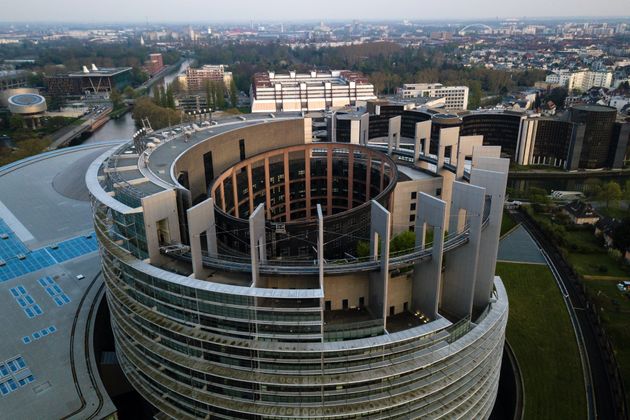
[88,115,508,419]
[7,93,47,115]
[210,143,397,259]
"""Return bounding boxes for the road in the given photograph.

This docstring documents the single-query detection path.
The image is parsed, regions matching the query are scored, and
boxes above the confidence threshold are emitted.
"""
[510,209,619,420]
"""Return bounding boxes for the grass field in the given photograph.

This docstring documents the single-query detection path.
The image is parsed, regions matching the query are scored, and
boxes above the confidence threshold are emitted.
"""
[497,262,587,420]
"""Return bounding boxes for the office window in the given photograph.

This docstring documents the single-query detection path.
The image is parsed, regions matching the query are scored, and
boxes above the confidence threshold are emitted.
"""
[410,203,416,211]
[411,192,417,200]
[436,188,442,197]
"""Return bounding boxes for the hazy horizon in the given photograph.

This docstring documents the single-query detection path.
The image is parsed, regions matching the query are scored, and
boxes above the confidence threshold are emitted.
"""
[1,0,629,24]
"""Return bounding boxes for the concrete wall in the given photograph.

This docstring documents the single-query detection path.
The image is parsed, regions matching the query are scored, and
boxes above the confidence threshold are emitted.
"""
[324,274,370,310]
[391,177,443,235]
[174,119,308,200]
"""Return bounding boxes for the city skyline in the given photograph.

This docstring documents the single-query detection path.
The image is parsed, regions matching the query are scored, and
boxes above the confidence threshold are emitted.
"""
[1,0,630,23]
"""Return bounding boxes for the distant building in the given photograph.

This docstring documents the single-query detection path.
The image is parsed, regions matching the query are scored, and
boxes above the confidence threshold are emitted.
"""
[546,70,613,92]
[250,70,376,113]
[183,65,232,91]
[0,70,28,91]
[44,65,132,96]
[430,31,453,40]
[397,83,469,110]
[562,200,599,225]
[145,53,164,76]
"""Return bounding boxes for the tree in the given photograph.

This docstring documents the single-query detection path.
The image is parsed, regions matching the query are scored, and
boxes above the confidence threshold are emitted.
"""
[598,181,623,208]
[110,88,123,110]
[229,79,238,107]
[123,85,135,98]
[613,218,630,252]
[624,180,630,202]
[165,85,176,110]
[132,97,182,130]
[9,115,24,130]
[153,85,162,106]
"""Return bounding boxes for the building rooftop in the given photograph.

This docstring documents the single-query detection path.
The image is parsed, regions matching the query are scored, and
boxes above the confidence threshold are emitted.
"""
[65,67,132,78]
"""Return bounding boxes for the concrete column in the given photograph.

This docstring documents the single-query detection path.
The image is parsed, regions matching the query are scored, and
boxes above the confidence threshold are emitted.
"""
[326,147,333,216]
[187,198,217,280]
[387,116,401,156]
[249,203,266,287]
[415,120,432,159]
[283,151,291,221]
[141,189,181,265]
[365,154,372,201]
[231,171,239,218]
[360,113,370,146]
[441,181,486,320]
[471,145,501,169]
[317,204,324,342]
[437,127,460,170]
[369,200,391,326]
[347,148,354,208]
[305,149,311,219]
[470,159,509,311]
[246,164,254,216]
[456,135,483,179]
[264,157,271,219]
[220,182,226,211]
[413,193,446,319]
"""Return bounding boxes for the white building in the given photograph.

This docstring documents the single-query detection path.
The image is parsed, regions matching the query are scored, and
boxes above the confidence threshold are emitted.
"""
[396,83,469,110]
[250,70,376,113]
[546,70,613,92]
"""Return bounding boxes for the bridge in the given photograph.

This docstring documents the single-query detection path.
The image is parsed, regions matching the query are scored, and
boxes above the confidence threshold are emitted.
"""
[458,23,493,35]
[47,108,112,150]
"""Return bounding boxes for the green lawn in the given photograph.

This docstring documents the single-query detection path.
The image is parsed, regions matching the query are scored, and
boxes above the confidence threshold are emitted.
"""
[583,279,630,408]
[497,262,586,420]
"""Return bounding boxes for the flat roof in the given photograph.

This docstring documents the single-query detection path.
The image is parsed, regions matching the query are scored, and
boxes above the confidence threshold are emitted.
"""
[397,164,435,180]
[65,67,132,78]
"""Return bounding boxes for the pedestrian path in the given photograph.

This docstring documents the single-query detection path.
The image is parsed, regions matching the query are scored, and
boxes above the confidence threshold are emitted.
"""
[498,225,546,264]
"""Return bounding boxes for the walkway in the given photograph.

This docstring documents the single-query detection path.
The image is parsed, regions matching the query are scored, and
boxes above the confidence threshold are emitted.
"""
[498,225,546,264]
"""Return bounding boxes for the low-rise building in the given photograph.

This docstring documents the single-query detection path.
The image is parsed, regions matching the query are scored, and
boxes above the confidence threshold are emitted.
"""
[251,70,376,113]
[562,200,600,225]
[397,83,469,110]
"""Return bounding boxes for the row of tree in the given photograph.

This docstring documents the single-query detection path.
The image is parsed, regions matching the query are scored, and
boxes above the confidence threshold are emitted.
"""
[194,41,547,109]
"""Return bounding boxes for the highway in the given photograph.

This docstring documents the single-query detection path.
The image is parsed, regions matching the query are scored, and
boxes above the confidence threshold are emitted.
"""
[510,209,619,420]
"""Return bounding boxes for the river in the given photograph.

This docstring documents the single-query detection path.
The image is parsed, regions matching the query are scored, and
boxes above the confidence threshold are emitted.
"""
[81,59,193,145]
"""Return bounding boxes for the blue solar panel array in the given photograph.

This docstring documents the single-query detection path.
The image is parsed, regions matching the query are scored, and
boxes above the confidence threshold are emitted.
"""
[38,276,71,307]
[0,219,98,282]
[22,325,57,344]
[9,285,43,319]
[0,355,35,396]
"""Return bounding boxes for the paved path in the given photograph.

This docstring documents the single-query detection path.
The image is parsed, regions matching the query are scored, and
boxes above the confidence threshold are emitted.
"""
[498,225,546,264]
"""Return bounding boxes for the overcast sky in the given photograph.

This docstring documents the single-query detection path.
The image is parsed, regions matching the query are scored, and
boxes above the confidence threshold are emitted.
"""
[2,0,629,23]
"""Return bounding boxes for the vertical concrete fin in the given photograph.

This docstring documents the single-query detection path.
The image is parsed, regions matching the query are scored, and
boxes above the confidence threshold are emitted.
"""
[412,192,446,319]
[441,181,486,320]
[249,203,266,287]
[369,200,391,325]
[186,198,217,280]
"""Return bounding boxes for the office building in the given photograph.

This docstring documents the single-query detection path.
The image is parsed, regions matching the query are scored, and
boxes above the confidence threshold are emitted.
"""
[250,70,377,113]
[329,102,629,170]
[44,65,132,96]
[88,111,509,419]
[397,83,469,110]
[183,65,233,92]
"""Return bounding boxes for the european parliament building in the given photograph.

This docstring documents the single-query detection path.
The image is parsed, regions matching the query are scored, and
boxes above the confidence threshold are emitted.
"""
[87,112,510,419]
